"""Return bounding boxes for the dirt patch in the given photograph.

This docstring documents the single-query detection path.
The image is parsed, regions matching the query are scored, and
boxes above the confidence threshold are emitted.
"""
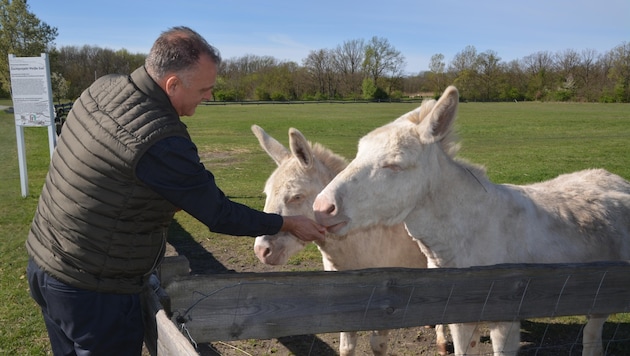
[198,148,249,167]
[198,328,452,356]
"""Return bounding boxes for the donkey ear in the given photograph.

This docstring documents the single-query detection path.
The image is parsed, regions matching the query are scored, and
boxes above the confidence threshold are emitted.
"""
[251,125,291,166]
[417,86,459,142]
[394,100,436,125]
[288,127,315,169]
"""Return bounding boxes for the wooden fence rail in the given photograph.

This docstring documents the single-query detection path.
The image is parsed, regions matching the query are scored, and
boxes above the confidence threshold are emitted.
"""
[142,257,630,355]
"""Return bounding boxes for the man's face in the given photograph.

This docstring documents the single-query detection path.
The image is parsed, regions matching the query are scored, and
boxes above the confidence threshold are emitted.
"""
[168,54,217,116]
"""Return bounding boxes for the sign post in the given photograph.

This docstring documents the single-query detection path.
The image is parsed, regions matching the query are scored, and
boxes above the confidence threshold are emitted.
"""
[8,53,56,197]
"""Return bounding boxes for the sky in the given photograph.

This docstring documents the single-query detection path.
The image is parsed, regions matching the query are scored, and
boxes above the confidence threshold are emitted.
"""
[28,0,629,75]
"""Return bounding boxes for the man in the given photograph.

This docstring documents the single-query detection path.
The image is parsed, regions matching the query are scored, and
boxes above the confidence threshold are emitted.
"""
[26,26,325,355]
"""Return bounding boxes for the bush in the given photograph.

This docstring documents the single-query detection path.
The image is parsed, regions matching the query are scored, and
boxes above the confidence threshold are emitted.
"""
[362,79,377,100]
[255,88,271,101]
[270,92,287,101]
[390,90,403,100]
[214,89,244,101]
[553,89,574,102]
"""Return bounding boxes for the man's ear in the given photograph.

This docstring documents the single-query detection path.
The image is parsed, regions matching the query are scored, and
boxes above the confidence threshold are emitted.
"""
[164,75,180,96]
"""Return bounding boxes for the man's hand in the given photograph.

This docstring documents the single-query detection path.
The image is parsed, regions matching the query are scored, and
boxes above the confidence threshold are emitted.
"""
[280,215,326,242]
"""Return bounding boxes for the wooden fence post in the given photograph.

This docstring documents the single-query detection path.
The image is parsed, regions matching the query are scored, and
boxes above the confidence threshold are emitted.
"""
[142,256,197,355]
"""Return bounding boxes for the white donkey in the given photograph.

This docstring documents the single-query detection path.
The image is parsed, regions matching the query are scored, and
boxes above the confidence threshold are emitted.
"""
[313,86,630,356]
[251,125,448,356]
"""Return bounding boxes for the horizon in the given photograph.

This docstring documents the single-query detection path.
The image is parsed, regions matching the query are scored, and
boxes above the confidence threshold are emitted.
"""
[28,0,630,75]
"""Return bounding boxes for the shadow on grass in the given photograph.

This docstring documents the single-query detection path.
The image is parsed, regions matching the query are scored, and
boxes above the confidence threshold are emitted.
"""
[166,219,335,355]
[167,219,231,274]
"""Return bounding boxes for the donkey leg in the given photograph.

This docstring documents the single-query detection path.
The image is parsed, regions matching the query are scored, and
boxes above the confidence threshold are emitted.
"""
[450,322,480,355]
[582,314,607,356]
[434,324,448,356]
[339,331,358,356]
[489,321,520,356]
[369,329,389,356]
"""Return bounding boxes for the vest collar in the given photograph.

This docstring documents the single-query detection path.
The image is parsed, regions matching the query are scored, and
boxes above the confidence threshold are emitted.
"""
[131,66,174,111]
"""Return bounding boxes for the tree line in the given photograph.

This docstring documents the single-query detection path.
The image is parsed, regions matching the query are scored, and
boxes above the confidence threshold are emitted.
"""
[1,0,629,103]
[214,40,630,103]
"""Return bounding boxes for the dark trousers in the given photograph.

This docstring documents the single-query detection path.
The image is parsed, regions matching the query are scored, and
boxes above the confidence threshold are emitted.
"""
[27,259,144,356]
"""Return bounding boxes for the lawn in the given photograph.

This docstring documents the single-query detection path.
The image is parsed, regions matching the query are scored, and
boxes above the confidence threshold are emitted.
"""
[1,99,628,354]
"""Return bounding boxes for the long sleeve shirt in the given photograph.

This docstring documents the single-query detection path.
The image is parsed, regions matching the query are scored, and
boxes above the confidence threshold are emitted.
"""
[136,136,283,236]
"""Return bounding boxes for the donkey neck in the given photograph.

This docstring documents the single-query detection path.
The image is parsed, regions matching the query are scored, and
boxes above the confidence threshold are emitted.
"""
[431,148,491,201]
[317,224,426,270]
[405,151,500,267]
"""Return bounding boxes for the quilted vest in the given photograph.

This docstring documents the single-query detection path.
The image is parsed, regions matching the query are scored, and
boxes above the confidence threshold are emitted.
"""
[26,67,189,293]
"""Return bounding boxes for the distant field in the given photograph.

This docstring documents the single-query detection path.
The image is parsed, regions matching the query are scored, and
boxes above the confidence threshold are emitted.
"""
[185,101,630,198]
[1,101,628,354]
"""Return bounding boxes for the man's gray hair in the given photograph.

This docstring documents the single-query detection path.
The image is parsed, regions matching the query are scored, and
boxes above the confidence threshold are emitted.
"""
[145,26,222,81]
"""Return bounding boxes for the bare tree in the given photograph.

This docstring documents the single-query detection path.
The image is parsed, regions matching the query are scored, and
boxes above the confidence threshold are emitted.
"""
[555,49,580,78]
[362,36,405,96]
[449,45,478,99]
[553,49,581,100]
[576,48,599,101]
[428,53,446,96]
[476,50,502,101]
[303,49,337,99]
[521,51,555,100]
[606,41,630,102]
[501,59,528,101]
[332,39,365,99]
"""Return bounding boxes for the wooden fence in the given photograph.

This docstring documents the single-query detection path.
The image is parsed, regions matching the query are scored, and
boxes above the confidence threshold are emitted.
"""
[142,256,630,355]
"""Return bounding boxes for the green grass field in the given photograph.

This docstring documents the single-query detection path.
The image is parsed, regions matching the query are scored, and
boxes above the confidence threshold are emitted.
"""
[1,100,629,354]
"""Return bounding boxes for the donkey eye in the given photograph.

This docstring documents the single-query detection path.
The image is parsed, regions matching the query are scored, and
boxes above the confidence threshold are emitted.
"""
[287,194,303,204]
[382,163,402,172]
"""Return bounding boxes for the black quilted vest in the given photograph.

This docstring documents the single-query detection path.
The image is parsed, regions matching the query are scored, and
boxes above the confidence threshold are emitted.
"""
[26,67,189,293]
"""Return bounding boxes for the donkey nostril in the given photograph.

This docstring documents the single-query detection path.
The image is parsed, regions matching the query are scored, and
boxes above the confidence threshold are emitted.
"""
[262,248,271,258]
[314,197,338,217]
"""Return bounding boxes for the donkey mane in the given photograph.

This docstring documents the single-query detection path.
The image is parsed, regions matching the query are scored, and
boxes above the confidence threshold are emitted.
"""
[402,99,486,178]
[310,142,349,175]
